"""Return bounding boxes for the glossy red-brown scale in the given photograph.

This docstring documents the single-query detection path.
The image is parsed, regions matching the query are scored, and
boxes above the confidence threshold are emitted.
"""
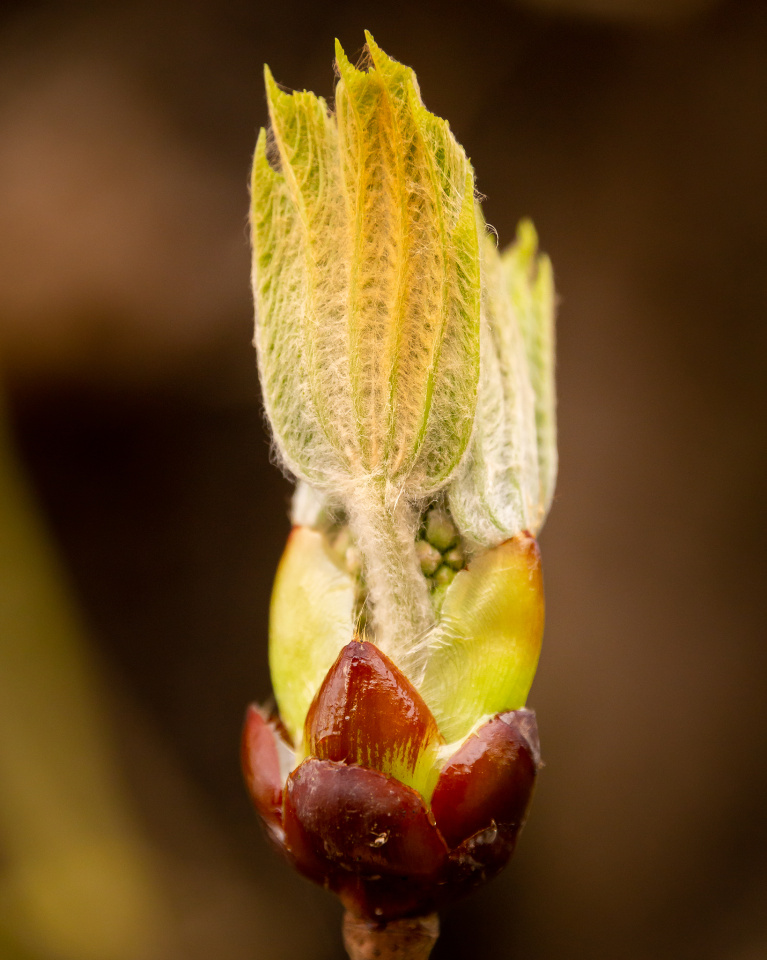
[430,709,539,850]
[304,639,442,778]
[241,705,284,832]
[283,758,449,920]
[439,822,522,903]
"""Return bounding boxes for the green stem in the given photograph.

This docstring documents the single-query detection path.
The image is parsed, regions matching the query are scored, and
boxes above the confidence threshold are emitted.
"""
[344,478,433,672]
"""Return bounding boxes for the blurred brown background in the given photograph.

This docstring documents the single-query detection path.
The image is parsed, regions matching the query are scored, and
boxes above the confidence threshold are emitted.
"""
[1,0,766,958]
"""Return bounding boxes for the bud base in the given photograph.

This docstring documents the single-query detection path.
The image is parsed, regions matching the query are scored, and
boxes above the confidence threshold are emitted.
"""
[342,911,439,960]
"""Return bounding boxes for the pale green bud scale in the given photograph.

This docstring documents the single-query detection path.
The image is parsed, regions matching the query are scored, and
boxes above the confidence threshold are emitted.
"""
[268,526,356,747]
[418,534,544,745]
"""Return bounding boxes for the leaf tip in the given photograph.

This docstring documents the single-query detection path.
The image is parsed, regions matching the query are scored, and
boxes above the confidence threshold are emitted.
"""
[264,63,293,124]
[263,62,276,94]
[334,37,355,80]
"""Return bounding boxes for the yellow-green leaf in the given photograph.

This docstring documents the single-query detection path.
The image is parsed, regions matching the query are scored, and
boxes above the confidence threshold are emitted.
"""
[251,35,480,497]
[504,219,558,527]
[251,128,340,485]
[449,219,540,546]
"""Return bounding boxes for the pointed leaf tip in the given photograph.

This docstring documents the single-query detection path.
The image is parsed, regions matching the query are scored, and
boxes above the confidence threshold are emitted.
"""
[264,64,301,123]
[334,38,355,79]
[263,63,278,98]
[363,31,393,73]
[516,218,539,257]
[253,126,268,165]
[263,64,285,117]
[254,124,272,159]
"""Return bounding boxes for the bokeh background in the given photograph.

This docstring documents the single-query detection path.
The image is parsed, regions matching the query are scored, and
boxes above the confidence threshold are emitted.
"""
[1,0,766,958]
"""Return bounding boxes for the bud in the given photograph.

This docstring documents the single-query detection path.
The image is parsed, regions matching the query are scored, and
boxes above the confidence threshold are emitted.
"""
[243,662,539,922]
[246,34,557,958]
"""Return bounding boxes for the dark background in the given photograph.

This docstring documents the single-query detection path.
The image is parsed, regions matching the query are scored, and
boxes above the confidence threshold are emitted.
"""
[1,0,766,957]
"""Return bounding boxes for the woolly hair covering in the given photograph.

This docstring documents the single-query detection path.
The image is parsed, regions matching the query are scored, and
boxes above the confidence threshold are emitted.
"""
[251,34,480,501]
[251,34,556,659]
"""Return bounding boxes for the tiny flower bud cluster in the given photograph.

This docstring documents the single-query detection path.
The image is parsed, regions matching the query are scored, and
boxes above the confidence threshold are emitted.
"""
[415,505,464,613]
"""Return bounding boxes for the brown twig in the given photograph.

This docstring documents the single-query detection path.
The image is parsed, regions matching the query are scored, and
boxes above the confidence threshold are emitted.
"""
[342,912,439,960]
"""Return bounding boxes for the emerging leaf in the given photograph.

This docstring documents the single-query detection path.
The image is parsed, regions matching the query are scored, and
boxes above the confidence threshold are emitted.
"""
[252,34,480,497]
[252,35,482,657]
[246,34,559,938]
[448,217,544,546]
[504,219,557,525]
